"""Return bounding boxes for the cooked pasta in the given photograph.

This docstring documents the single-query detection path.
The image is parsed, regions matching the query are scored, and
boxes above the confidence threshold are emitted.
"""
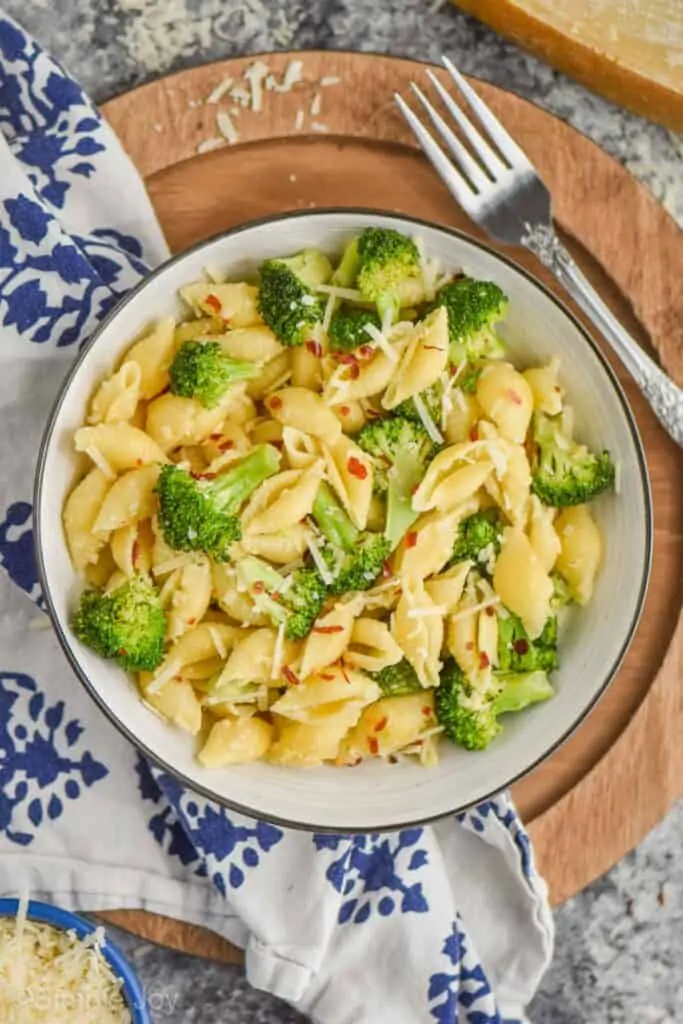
[63,227,615,767]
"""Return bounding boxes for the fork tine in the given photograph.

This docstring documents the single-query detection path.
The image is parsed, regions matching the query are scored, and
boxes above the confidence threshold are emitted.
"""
[441,56,535,171]
[425,70,506,179]
[410,83,490,193]
[394,93,479,216]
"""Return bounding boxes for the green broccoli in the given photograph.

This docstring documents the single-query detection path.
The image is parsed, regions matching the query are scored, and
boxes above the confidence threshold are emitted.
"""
[328,306,382,352]
[168,341,259,408]
[497,611,559,674]
[372,659,423,698]
[311,482,390,594]
[355,228,422,323]
[530,411,615,507]
[73,574,166,672]
[550,572,573,611]
[156,444,280,561]
[431,278,508,364]
[355,415,437,494]
[257,249,332,346]
[459,363,483,395]
[332,236,360,287]
[435,658,554,751]
[450,509,503,565]
[236,556,327,640]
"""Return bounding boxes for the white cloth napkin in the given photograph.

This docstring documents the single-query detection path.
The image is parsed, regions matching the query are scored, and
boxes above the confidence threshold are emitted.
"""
[0,13,554,1022]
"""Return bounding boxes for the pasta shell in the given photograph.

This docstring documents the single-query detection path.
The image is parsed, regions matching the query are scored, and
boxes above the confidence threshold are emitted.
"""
[140,676,202,735]
[239,524,309,564]
[322,435,373,530]
[323,348,397,404]
[282,426,322,469]
[145,387,253,453]
[412,444,493,513]
[391,577,443,688]
[88,361,141,424]
[268,702,365,767]
[523,358,563,416]
[218,326,283,363]
[343,618,403,673]
[243,461,324,536]
[63,467,112,570]
[125,317,177,400]
[266,387,341,444]
[555,505,602,605]
[382,307,449,410]
[338,692,436,761]
[167,556,213,641]
[476,363,533,443]
[493,528,553,638]
[92,465,160,533]
[180,282,262,327]
[425,561,472,613]
[271,663,379,723]
[246,352,291,401]
[529,495,561,573]
[393,506,473,579]
[198,716,273,767]
[75,423,167,472]
[300,594,364,678]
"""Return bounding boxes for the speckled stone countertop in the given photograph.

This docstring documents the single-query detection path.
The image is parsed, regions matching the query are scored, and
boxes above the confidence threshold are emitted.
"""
[4,1,682,1021]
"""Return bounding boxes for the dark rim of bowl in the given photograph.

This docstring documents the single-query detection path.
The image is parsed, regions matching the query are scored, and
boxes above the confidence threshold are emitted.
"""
[34,207,653,834]
[0,898,150,1021]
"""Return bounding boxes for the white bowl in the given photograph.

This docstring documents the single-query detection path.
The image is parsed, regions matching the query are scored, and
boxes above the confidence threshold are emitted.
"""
[35,210,652,831]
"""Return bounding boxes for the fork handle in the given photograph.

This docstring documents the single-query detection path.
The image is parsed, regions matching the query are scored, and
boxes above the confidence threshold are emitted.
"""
[523,225,683,447]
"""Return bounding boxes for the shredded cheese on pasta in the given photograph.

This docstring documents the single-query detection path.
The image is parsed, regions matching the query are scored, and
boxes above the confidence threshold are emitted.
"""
[364,321,398,363]
[84,446,116,480]
[317,284,365,301]
[147,658,183,695]
[271,621,286,680]
[449,596,501,622]
[411,394,444,444]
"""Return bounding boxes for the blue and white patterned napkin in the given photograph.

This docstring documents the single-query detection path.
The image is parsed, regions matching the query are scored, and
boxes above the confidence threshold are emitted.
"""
[0,13,554,1022]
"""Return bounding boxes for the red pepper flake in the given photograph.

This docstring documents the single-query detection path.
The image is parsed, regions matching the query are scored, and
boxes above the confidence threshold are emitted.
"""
[358,344,374,360]
[364,406,380,419]
[368,737,379,755]
[465,641,475,651]
[406,531,418,549]
[252,582,265,595]
[553,385,562,393]
[513,639,529,655]
[469,425,479,441]
[348,362,360,380]
[117,648,128,657]
[422,706,432,717]
[313,624,345,634]
[187,617,196,625]
[388,754,399,765]
[340,664,352,685]
[205,293,222,313]
[506,388,523,406]
[423,345,444,352]
[268,395,282,410]
[135,457,143,466]
[209,433,223,440]
[336,352,358,365]
[411,482,420,495]
[347,456,368,480]
[271,592,283,603]
[200,472,217,480]
[306,340,322,357]
[338,405,351,416]
[485,605,495,617]
[382,560,393,579]
[374,717,388,733]
[282,665,300,687]
[131,540,140,568]
[320,672,336,681]
[218,439,234,451]
[479,652,490,669]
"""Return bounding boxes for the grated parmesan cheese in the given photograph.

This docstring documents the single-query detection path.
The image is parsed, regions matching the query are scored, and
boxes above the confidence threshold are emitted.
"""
[147,658,183,695]
[271,620,286,680]
[407,605,448,618]
[0,909,131,1023]
[364,321,398,362]
[317,284,364,301]
[320,76,341,87]
[310,92,322,117]
[206,76,234,104]
[321,292,337,333]
[84,446,116,480]
[450,596,501,622]
[152,553,196,577]
[216,109,239,145]
[294,108,305,131]
[229,84,251,108]
[412,394,445,444]
[306,531,334,585]
[311,122,329,133]
[207,625,227,661]
[244,60,269,113]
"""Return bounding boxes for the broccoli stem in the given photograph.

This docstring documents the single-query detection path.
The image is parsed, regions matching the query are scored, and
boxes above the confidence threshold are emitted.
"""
[311,482,358,550]
[209,445,280,512]
[493,671,555,715]
[385,449,422,550]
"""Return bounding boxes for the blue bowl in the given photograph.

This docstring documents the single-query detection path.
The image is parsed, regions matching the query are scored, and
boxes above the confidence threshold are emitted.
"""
[0,899,151,1023]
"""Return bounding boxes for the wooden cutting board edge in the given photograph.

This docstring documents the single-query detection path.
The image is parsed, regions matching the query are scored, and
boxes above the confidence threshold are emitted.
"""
[92,52,683,960]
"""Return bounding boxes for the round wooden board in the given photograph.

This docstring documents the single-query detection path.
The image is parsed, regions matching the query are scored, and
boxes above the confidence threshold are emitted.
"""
[96,52,683,963]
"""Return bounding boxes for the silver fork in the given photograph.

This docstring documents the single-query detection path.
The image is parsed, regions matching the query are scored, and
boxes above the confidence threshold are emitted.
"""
[395,56,683,447]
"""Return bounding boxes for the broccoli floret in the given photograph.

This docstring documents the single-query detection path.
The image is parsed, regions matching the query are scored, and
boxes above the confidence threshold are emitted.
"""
[355,228,422,323]
[459,363,483,394]
[435,659,501,751]
[236,556,327,640]
[257,249,332,346]
[312,482,390,594]
[73,574,165,672]
[328,306,382,352]
[530,411,615,507]
[451,510,503,565]
[372,659,423,697]
[550,572,573,611]
[497,611,559,674]
[431,278,508,364]
[435,658,554,751]
[168,341,259,408]
[156,444,280,561]
[355,415,437,495]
